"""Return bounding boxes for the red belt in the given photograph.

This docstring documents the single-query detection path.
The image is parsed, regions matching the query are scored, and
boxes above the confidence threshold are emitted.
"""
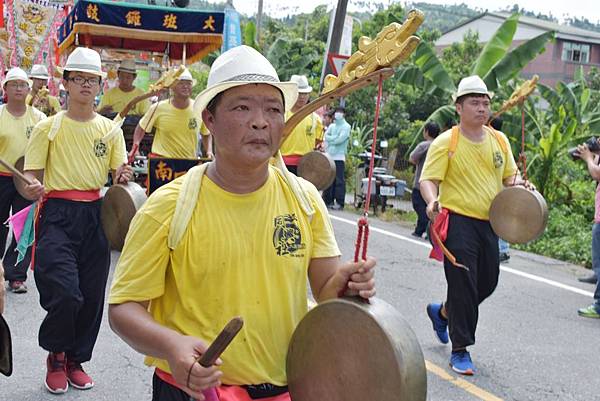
[46,189,101,202]
[282,154,302,166]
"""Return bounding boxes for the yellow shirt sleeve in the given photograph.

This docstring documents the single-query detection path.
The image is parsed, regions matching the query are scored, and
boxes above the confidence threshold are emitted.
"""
[200,122,210,136]
[109,132,128,170]
[109,196,174,303]
[24,119,51,170]
[499,131,518,179]
[420,131,451,183]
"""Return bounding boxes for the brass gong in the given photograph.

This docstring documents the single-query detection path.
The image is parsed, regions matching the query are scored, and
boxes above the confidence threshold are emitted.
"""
[101,182,147,251]
[0,313,12,376]
[297,151,336,191]
[489,186,548,244]
[287,297,427,401]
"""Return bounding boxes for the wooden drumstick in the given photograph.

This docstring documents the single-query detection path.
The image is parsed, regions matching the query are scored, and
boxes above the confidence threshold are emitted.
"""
[187,317,244,400]
[0,157,33,186]
[198,317,243,367]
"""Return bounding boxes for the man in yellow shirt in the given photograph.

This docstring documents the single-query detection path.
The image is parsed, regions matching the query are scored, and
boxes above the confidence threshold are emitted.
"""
[0,67,46,294]
[420,76,527,376]
[27,64,62,116]
[280,74,323,174]
[20,47,132,395]
[130,67,213,160]
[108,45,376,401]
[97,59,149,117]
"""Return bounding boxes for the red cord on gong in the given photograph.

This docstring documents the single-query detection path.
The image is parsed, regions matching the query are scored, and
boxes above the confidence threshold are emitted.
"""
[354,73,384,263]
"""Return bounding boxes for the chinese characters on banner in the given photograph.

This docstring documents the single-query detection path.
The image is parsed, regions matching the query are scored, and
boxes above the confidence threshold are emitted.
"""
[148,158,204,195]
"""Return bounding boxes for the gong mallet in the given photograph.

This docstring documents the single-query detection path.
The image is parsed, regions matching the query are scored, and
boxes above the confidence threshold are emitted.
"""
[187,317,244,401]
[0,157,33,186]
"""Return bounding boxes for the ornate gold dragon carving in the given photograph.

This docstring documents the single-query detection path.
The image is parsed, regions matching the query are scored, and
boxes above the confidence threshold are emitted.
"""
[322,9,424,94]
[497,74,539,115]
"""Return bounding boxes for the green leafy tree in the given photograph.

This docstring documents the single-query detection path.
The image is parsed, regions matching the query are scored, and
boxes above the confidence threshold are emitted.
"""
[396,13,554,151]
[440,30,482,83]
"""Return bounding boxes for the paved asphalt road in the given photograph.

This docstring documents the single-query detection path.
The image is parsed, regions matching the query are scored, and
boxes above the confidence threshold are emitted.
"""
[2,208,599,401]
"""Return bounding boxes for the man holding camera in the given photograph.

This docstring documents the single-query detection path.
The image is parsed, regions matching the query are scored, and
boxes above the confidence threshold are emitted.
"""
[575,141,600,318]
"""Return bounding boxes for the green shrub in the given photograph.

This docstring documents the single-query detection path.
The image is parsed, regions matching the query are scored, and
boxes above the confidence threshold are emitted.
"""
[515,204,593,267]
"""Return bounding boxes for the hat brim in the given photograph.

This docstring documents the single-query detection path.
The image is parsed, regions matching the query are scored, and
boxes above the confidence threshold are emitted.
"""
[29,74,49,80]
[56,66,107,79]
[178,78,198,87]
[2,77,32,88]
[117,68,137,74]
[194,81,298,117]
[452,89,494,102]
[298,87,313,93]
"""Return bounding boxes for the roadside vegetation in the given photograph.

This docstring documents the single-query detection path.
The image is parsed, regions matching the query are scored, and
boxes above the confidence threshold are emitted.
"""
[189,3,600,268]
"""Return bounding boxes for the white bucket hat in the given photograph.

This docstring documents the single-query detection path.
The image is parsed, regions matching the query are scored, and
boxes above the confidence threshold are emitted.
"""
[118,59,137,74]
[176,66,197,86]
[290,74,312,93]
[453,75,494,102]
[194,45,298,115]
[2,67,32,88]
[57,47,107,79]
[29,64,50,80]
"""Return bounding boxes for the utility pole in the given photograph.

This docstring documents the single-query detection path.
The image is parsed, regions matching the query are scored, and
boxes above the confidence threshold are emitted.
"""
[256,0,263,45]
[319,0,349,91]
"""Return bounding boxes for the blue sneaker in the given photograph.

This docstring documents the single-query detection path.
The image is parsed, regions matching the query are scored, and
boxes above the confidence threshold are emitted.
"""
[426,303,449,344]
[450,350,475,375]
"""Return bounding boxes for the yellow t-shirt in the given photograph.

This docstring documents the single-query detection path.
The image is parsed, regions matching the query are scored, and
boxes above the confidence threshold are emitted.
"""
[139,99,201,158]
[25,94,61,115]
[97,86,150,116]
[280,111,324,157]
[109,166,340,386]
[420,126,518,220]
[0,105,46,174]
[25,114,127,191]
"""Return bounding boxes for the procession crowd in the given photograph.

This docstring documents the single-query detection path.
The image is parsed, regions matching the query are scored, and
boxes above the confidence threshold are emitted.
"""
[0,41,598,401]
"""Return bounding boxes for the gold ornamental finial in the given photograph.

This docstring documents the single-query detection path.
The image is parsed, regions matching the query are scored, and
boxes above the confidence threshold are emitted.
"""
[322,9,424,94]
[497,74,539,115]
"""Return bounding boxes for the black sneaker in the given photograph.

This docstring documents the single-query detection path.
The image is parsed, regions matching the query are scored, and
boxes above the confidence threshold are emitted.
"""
[578,274,597,284]
[499,253,510,263]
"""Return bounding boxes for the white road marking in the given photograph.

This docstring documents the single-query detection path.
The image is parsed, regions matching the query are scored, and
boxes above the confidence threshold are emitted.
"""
[330,215,595,298]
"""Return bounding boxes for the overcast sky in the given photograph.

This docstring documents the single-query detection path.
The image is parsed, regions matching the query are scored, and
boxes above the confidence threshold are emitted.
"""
[220,0,600,23]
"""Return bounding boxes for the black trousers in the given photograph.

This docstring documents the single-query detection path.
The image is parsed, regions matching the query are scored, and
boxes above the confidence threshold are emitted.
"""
[152,374,191,401]
[0,176,33,282]
[443,213,500,350]
[34,198,110,363]
[322,160,345,207]
[411,188,429,236]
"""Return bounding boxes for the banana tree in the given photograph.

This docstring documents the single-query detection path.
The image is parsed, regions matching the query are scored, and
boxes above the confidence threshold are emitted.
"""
[496,66,600,201]
[397,12,555,140]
